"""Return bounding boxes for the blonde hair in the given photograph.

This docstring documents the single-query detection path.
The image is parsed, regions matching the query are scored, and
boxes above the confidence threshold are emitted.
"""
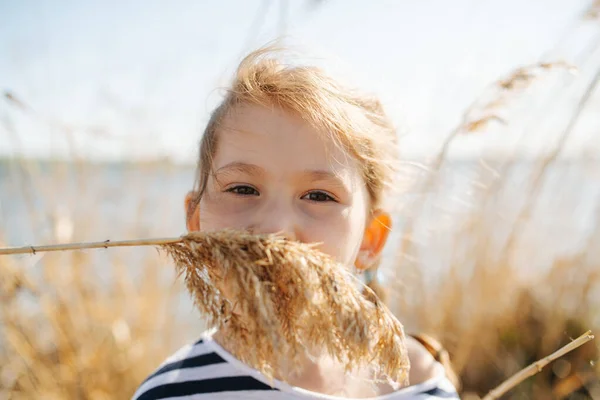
[189,45,399,297]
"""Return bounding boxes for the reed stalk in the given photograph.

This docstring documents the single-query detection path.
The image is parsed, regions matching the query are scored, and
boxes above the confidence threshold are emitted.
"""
[482,331,595,400]
[0,237,182,255]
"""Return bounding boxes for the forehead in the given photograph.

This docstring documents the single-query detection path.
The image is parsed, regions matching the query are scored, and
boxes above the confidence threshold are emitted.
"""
[214,104,362,182]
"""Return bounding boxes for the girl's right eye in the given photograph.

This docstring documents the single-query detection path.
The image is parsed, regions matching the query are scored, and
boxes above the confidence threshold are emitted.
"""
[225,185,259,196]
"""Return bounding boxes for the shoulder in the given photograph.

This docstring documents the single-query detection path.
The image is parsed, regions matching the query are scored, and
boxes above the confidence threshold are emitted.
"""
[403,334,461,399]
[406,335,440,385]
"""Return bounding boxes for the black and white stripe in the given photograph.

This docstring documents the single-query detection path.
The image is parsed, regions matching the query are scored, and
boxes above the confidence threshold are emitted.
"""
[132,335,461,399]
[132,340,278,400]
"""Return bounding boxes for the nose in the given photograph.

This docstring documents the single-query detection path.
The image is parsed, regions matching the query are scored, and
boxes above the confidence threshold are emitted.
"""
[248,200,298,241]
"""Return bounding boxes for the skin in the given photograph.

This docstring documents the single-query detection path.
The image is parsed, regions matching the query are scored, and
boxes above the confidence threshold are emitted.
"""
[185,104,437,397]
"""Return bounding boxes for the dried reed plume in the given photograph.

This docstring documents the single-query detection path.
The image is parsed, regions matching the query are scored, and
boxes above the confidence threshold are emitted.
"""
[460,61,576,135]
[164,230,410,385]
[0,229,411,389]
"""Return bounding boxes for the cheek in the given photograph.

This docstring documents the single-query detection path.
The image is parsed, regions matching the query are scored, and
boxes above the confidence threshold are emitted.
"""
[198,193,258,231]
[302,207,366,266]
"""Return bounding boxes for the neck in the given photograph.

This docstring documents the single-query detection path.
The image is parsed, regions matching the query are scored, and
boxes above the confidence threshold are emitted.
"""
[212,326,391,398]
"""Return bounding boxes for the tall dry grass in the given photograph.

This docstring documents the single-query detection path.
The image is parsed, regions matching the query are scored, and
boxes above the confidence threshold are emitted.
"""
[391,197,600,398]
[386,19,600,396]
[0,159,199,399]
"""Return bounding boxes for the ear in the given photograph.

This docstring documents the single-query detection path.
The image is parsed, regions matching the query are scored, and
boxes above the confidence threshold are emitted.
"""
[355,210,392,271]
[184,192,201,232]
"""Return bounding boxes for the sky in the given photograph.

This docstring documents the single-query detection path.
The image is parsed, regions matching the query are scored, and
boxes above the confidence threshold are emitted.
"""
[0,0,598,162]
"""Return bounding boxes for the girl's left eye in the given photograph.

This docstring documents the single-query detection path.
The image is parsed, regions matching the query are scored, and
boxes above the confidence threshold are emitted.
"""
[301,191,336,202]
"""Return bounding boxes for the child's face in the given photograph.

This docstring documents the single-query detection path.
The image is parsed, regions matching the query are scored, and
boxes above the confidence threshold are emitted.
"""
[187,104,389,269]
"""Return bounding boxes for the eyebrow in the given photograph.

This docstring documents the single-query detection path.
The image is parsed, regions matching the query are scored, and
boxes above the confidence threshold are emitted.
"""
[301,169,351,192]
[303,169,342,182]
[213,162,265,177]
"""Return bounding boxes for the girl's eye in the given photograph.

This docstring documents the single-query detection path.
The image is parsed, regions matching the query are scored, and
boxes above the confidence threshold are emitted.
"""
[225,185,259,196]
[302,191,336,203]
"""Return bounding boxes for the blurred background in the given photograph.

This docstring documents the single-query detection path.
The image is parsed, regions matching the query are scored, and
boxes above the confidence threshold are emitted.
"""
[1,0,599,398]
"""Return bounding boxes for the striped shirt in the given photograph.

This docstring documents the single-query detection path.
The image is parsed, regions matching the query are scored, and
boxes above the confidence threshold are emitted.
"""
[133,331,460,400]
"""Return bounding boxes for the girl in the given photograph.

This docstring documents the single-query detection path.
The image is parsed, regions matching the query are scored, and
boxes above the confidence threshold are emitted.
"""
[133,46,460,400]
